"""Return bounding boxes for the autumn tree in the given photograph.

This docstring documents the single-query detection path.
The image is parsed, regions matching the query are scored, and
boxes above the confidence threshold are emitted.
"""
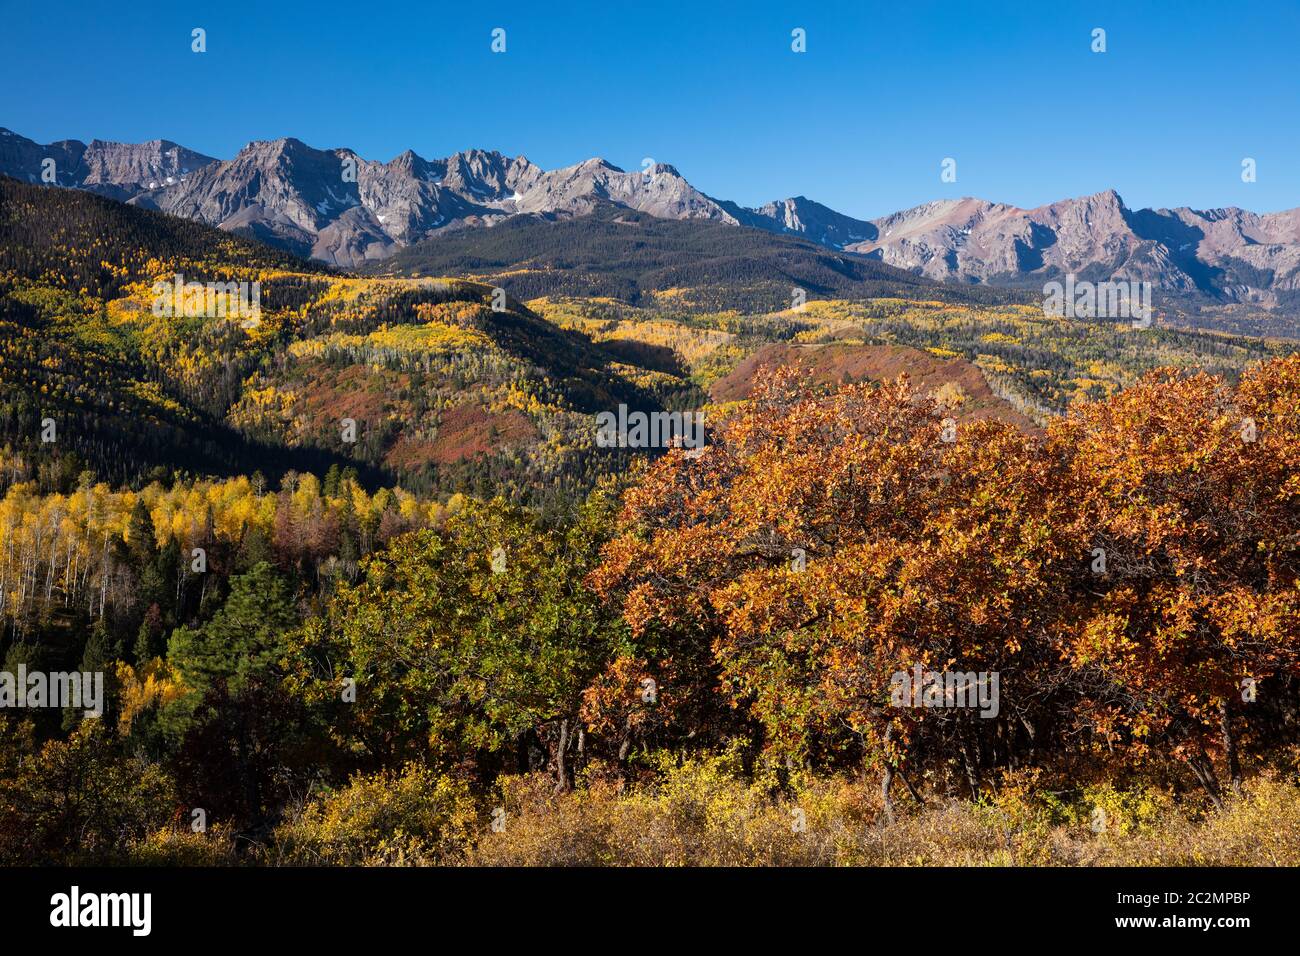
[1051,360,1300,806]
[592,367,1079,810]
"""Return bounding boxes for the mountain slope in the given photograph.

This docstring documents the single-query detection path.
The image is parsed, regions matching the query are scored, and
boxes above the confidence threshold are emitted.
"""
[0,173,324,298]
[848,189,1300,308]
[721,195,877,248]
[709,342,1038,431]
[361,203,1026,311]
[0,127,216,199]
[0,177,657,505]
[125,139,749,267]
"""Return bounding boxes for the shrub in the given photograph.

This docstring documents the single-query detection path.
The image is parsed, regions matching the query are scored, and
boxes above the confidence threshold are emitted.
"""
[269,763,476,866]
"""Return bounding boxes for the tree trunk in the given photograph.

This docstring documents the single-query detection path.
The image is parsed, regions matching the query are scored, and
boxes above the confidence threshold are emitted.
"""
[1219,701,1243,799]
[879,724,896,825]
[237,716,262,827]
[554,719,570,793]
[897,764,925,805]
[617,717,633,783]
[959,720,981,801]
[1186,744,1226,811]
[515,731,530,775]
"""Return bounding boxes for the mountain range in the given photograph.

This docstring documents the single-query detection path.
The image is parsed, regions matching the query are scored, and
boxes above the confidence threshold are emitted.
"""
[4,126,1299,309]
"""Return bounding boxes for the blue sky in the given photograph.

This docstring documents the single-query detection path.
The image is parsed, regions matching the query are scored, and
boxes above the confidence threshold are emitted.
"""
[2,0,1297,218]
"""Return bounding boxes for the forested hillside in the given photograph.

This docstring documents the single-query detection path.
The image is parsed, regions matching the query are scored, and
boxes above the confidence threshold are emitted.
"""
[0,177,656,507]
[1,175,1299,868]
[0,174,321,297]
[363,203,1032,311]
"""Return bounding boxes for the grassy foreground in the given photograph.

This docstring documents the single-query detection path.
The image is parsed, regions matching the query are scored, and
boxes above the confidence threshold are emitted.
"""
[124,755,1300,867]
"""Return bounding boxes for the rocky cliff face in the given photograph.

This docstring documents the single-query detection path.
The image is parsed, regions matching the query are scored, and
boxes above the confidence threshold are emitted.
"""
[79,138,215,200]
[0,128,215,198]
[129,141,749,265]
[848,191,1163,283]
[740,196,878,248]
[847,189,1300,303]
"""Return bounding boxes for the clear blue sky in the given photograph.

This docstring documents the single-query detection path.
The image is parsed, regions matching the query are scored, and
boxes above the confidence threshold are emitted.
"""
[2,0,1297,217]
